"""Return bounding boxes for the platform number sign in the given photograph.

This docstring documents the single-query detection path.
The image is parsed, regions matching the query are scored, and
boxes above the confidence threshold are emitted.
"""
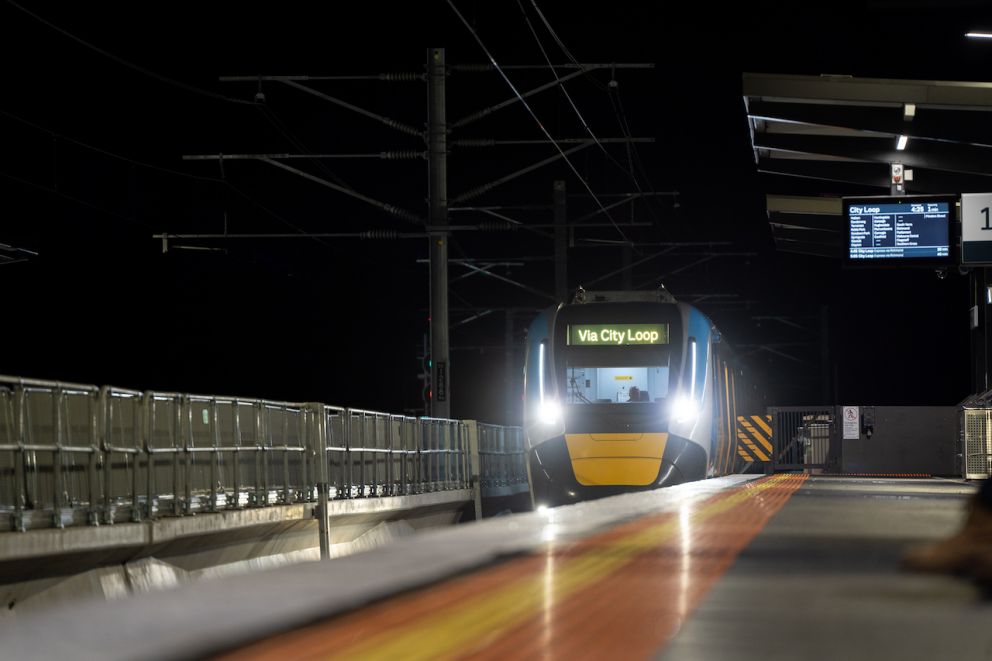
[962,193,992,264]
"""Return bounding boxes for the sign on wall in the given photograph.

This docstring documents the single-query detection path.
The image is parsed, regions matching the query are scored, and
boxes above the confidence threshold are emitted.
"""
[842,406,860,440]
[961,193,992,264]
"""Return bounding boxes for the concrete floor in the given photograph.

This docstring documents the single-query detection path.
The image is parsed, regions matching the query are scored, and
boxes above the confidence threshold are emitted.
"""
[3,475,990,660]
[661,477,991,661]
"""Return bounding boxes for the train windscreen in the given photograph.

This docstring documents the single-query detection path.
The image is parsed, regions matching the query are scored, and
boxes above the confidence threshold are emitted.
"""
[565,365,670,404]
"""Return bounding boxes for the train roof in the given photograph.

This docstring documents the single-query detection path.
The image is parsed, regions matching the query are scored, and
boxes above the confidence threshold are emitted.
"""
[570,287,677,305]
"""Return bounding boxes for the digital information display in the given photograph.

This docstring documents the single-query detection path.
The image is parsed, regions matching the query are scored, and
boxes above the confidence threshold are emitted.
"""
[567,324,669,346]
[846,198,952,261]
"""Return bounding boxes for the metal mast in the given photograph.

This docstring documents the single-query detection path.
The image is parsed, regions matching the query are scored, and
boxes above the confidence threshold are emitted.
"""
[428,48,450,417]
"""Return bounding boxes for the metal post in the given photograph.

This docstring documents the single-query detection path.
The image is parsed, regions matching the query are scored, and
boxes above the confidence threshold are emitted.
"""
[172,397,182,516]
[428,47,450,419]
[88,392,100,525]
[282,408,291,504]
[13,389,26,531]
[100,390,112,525]
[52,387,65,528]
[232,402,242,509]
[209,399,219,512]
[314,405,330,560]
[183,397,192,514]
[554,180,567,302]
[143,394,153,521]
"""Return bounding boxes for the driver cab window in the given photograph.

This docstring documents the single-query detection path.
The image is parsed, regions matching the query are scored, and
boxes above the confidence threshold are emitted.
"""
[566,365,669,404]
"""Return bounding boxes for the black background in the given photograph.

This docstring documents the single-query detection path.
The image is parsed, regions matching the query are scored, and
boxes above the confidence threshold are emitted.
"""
[3,1,991,423]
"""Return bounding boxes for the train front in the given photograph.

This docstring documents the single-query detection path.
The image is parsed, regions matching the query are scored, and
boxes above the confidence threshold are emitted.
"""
[524,298,711,507]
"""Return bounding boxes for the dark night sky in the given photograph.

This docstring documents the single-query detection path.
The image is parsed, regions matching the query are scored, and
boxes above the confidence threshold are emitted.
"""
[3,1,992,423]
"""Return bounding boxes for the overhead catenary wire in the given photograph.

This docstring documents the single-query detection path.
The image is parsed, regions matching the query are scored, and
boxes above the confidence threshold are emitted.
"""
[0,107,341,248]
[445,0,630,245]
[5,0,257,107]
[529,0,667,223]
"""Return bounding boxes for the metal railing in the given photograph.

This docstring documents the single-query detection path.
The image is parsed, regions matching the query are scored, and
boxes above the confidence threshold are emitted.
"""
[0,376,525,532]
[768,407,834,473]
[477,423,528,497]
[962,408,992,480]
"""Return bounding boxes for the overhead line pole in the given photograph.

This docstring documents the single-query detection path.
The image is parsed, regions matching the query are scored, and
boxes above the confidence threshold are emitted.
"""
[428,48,450,418]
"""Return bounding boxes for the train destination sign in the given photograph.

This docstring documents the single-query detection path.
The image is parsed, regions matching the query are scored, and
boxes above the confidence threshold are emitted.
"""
[568,324,669,346]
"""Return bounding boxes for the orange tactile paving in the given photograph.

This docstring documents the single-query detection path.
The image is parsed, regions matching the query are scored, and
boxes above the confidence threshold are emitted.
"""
[215,474,807,661]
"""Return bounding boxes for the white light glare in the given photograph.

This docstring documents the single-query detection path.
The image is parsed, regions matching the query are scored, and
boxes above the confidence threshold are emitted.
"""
[966,32,992,39]
[671,396,698,423]
[896,135,908,151]
[536,504,549,514]
[986,285,992,305]
[903,103,916,120]
[538,400,561,425]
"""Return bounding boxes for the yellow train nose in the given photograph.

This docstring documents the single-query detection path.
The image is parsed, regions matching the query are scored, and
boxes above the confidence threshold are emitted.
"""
[564,433,669,486]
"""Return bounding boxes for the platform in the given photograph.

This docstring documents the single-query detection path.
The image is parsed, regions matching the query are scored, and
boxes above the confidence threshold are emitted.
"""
[1,475,987,660]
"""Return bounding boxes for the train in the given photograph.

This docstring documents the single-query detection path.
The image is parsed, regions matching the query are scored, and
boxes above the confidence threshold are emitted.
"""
[522,287,754,507]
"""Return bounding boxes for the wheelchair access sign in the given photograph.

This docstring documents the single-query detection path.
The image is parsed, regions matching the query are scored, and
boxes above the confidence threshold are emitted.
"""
[962,193,992,265]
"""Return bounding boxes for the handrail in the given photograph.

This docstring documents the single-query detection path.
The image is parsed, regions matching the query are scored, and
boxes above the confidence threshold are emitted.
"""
[0,377,527,532]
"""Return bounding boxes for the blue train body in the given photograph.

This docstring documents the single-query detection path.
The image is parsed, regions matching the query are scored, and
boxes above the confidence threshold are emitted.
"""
[522,288,746,507]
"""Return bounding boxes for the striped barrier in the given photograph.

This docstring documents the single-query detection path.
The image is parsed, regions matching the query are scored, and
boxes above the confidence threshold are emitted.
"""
[736,414,773,463]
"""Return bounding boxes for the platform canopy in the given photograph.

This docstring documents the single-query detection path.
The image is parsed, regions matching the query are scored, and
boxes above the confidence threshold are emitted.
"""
[743,72,992,257]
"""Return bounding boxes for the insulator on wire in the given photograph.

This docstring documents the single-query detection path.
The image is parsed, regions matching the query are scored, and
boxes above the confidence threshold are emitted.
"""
[380,73,424,82]
[453,139,494,148]
[380,151,426,160]
[361,230,399,240]
[383,205,423,224]
[479,220,516,231]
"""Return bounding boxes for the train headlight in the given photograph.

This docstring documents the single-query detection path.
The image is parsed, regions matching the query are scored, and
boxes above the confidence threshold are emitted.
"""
[539,400,561,425]
[670,396,698,423]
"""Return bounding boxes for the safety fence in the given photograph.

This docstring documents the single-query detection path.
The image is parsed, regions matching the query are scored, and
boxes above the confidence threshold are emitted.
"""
[0,376,527,531]
[767,407,835,473]
[961,402,992,480]
[477,423,528,497]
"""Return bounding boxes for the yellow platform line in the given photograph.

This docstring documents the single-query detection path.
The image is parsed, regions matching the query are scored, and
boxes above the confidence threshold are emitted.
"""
[327,475,801,660]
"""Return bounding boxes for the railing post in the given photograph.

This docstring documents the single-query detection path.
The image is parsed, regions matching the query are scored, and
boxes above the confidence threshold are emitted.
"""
[144,393,155,521]
[312,404,330,560]
[183,396,193,515]
[52,386,65,528]
[344,409,353,499]
[465,420,482,520]
[231,401,242,509]
[209,398,219,512]
[100,389,112,525]
[12,388,26,532]
[358,412,366,498]
[172,396,182,517]
[88,391,100,525]
[282,407,291,504]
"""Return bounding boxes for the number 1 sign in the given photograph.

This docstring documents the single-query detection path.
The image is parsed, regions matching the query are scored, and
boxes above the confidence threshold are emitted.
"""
[962,193,992,264]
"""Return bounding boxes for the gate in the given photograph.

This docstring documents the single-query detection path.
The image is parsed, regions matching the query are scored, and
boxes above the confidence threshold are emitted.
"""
[768,407,834,472]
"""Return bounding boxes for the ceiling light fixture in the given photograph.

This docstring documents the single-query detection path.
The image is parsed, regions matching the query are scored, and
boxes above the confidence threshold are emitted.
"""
[966,32,992,39]
[896,135,908,151]
[903,103,916,120]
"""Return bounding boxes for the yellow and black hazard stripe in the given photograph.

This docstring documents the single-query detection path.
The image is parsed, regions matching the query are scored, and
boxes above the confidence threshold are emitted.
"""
[736,414,773,462]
